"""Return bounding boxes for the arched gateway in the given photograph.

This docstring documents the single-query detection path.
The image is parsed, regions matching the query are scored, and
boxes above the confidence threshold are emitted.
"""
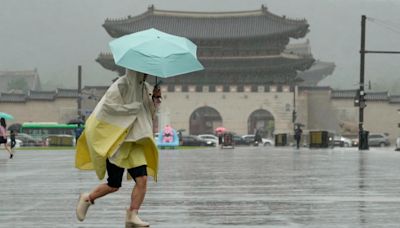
[189,106,222,135]
[247,109,275,137]
[91,6,319,137]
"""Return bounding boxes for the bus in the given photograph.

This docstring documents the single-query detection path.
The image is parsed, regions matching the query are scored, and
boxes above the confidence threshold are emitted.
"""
[20,122,83,146]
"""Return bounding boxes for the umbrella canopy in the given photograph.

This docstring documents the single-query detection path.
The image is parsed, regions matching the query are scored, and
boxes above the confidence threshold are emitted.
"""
[67,118,85,125]
[109,28,204,78]
[215,127,226,133]
[295,123,305,128]
[0,112,14,120]
[8,123,21,132]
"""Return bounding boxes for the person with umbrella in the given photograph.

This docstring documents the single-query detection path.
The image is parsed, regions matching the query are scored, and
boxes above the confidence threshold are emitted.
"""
[75,28,203,227]
[215,127,226,145]
[9,129,17,151]
[294,124,303,149]
[75,70,161,226]
[0,117,13,158]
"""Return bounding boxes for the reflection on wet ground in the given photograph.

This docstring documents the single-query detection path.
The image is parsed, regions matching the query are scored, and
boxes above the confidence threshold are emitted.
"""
[1,147,400,227]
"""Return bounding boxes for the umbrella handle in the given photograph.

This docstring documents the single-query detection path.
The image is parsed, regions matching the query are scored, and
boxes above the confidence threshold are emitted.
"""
[154,78,162,89]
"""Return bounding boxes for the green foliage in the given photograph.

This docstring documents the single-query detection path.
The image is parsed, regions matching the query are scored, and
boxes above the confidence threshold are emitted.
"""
[7,78,29,92]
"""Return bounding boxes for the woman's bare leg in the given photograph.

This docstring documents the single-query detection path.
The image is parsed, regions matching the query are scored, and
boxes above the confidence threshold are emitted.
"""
[84,183,119,203]
[129,176,147,212]
[4,144,12,155]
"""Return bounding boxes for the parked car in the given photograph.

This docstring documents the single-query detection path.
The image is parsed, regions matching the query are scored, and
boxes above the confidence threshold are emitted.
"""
[350,137,359,147]
[368,133,390,147]
[16,133,43,147]
[232,135,251,146]
[6,138,23,148]
[46,134,75,146]
[395,137,400,151]
[242,134,274,146]
[198,134,218,146]
[333,136,352,147]
[180,135,215,147]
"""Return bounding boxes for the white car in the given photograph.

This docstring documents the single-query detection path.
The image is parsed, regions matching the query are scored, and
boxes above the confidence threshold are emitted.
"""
[262,138,274,146]
[197,134,219,146]
[334,136,352,147]
[7,138,23,148]
[242,134,274,146]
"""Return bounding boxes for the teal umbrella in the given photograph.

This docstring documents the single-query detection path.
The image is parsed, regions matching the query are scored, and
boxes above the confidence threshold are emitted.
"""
[109,28,204,78]
[0,112,14,120]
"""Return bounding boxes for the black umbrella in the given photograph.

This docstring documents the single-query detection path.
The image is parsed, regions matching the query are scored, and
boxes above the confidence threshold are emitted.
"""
[67,119,85,125]
[7,123,22,132]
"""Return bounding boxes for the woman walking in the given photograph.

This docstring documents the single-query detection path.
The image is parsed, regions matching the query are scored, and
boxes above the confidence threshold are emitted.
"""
[10,130,17,151]
[75,70,161,227]
[0,117,13,158]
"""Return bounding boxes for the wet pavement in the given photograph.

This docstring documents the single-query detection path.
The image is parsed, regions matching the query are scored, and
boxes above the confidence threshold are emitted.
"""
[1,146,400,227]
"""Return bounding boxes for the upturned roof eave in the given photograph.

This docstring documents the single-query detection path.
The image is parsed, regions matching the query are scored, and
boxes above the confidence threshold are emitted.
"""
[96,52,314,75]
[103,6,309,39]
[97,51,313,62]
[103,25,309,40]
[104,5,308,24]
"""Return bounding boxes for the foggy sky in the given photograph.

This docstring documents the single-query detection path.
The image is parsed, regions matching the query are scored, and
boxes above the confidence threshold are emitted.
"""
[1,0,399,92]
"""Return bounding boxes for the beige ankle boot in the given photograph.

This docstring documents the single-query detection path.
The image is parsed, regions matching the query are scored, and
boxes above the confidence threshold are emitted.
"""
[125,209,149,227]
[76,193,93,221]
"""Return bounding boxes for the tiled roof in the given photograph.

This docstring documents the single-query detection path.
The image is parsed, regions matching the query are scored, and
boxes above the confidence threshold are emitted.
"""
[389,95,400,103]
[365,92,388,101]
[284,40,312,57]
[0,93,26,103]
[299,86,331,91]
[201,54,313,70]
[28,90,56,101]
[96,53,126,76]
[82,86,109,91]
[56,89,79,98]
[103,5,309,39]
[297,61,336,87]
[0,89,81,103]
[96,52,314,81]
[331,90,357,99]
[331,90,389,101]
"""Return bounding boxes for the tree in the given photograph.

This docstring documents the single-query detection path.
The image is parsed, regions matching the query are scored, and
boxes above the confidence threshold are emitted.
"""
[7,78,29,92]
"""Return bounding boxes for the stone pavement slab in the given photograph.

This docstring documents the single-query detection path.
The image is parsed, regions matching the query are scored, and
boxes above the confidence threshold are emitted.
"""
[1,147,400,227]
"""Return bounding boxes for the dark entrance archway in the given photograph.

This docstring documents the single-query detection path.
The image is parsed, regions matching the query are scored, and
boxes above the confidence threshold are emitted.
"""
[247,109,275,138]
[189,106,222,135]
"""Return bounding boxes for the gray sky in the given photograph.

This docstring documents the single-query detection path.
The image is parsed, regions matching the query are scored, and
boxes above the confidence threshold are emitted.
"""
[1,0,400,92]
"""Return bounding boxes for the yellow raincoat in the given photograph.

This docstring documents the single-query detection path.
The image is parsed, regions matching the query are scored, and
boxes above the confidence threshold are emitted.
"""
[75,70,159,181]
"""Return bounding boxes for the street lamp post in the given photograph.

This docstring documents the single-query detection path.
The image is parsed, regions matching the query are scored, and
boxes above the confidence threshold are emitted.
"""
[358,15,400,150]
[398,109,400,128]
[77,65,82,121]
[292,85,296,129]
[358,15,368,150]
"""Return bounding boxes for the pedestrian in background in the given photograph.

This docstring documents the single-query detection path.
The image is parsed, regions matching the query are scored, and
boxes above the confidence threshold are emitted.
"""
[74,123,84,142]
[294,125,303,149]
[10,130,17,151]
[0,118,13,158]
[254,129,263,146]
